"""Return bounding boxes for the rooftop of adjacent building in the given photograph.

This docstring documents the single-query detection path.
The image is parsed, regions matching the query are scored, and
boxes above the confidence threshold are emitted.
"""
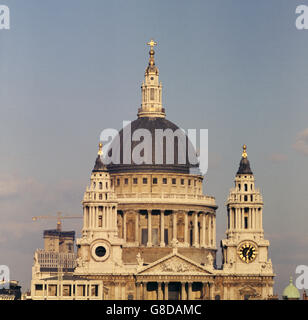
[43,229,75,238]
[282,277,300,300]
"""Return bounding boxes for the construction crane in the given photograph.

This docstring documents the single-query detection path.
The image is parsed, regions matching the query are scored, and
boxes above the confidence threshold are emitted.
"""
[32,211,82,231]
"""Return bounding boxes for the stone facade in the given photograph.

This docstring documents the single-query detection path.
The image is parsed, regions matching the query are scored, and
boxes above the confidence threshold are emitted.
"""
[30,41,274,300]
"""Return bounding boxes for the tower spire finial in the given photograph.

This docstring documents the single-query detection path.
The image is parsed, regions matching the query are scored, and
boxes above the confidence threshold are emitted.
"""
[147,39,157,49]
[242,144,247,159]
[147,39,157,67]
[98,142,103,156]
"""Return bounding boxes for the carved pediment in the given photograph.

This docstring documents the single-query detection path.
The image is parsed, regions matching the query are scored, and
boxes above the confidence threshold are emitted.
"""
[239,285,257,295]
[138,254,212,275]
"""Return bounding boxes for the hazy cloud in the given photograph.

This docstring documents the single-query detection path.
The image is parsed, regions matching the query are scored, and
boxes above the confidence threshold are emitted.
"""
[293,128,308,155]
[208,152,222,169]
[269,153,287,163]
[0,174,38,198]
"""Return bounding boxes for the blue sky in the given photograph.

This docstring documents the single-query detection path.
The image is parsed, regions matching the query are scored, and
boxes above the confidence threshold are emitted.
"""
[1,0,308,295]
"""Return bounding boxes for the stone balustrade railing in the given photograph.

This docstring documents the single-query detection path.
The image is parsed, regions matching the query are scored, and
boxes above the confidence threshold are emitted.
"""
[115,192,216,206]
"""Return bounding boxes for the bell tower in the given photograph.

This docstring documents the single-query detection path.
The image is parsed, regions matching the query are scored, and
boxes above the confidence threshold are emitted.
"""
[221,145,274,276]
[75,143,124,274]
[138,39,165,118]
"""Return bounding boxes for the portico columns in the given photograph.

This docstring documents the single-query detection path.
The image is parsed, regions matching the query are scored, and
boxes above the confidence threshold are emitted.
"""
[136,283,140,300]
[158,282,163,300]
[202,282,207,300]
[187,282,192,300]
[140,282,145,300]
[181,282,186,300]
[164,282,169,300]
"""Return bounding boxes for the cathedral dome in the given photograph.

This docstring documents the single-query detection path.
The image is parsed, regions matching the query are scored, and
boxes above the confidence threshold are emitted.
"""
[104,40,199,175]
[106,116,199,174]
[282,277,300,300]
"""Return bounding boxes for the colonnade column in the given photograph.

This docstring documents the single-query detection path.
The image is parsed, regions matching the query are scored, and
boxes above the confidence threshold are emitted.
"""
[90,206,94,229]
[160,210,165,247]
[95,206,98,229]
[147,210,152,247]
[123,211,127,241]
[202,213,206,247]
[193,212,198,247]
[184,212,188,246]
[172,211,177,244]
[208,214,212,247]
[213,214,216,248]
[83,207,87,232]
[135,212,139,245]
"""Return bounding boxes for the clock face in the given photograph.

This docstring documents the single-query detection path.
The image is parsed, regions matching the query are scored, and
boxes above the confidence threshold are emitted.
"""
[238,242,257,263]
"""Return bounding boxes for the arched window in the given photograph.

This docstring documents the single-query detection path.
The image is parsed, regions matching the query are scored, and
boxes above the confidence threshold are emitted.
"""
[244,184,248,191]
[99,182,102,190]
[244,195,248,201]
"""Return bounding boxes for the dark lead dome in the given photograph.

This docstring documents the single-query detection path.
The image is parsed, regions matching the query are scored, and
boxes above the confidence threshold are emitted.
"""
[237,157,253,175]
[93,155,107,172]
[92,143,107,172]
[237,145,253,175]
[105,117,199,174]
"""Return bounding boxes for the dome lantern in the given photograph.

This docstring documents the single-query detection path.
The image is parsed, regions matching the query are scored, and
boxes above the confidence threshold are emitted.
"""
[138,39,165,118]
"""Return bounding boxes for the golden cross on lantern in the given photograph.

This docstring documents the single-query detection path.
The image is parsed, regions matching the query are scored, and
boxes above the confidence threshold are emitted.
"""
[147,39,157,49]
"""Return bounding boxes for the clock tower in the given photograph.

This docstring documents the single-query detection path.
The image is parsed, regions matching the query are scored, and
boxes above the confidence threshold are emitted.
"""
[221,145,274,278]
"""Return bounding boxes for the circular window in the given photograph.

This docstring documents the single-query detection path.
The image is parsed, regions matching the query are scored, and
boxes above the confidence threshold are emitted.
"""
[91,241,110,262]
[151,77,154,80]
[95,246,106,257]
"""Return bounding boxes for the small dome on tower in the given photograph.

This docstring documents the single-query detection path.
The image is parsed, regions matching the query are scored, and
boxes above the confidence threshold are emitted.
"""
[282,277,300,300]
[93,143,107,172]
[237,145,253,175]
